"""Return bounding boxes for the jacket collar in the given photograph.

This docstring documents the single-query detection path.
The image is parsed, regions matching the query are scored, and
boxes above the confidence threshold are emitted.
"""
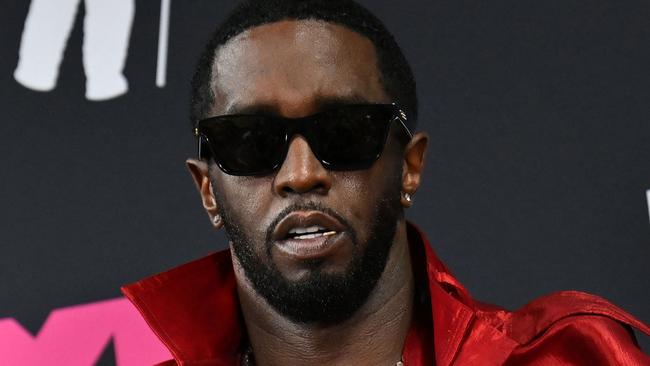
[122,250,243,365]
[122,222,512,366]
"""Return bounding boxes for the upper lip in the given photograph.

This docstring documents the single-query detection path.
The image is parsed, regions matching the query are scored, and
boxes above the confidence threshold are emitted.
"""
[272,211,345,241]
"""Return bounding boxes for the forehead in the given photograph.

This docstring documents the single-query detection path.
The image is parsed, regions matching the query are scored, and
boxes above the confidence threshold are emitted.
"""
[210,20,390,116]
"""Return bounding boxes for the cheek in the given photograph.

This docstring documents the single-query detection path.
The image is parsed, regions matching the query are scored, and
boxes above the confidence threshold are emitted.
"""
[212,170,274,234]
[332,173,373,222]
[331,162,400,235]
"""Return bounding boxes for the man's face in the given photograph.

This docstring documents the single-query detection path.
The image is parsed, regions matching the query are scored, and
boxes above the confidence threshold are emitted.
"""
[195,20,411,323]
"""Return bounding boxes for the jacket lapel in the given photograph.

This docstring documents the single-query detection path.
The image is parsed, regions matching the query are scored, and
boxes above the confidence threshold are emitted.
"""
[122,251,244,366]
[412,223,518,365]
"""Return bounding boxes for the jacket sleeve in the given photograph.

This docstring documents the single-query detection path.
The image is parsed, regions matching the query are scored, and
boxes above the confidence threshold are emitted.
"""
[505,315,650,366]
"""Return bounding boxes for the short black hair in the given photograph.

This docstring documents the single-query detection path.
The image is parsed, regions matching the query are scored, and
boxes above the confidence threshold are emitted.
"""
[190,0,418,130]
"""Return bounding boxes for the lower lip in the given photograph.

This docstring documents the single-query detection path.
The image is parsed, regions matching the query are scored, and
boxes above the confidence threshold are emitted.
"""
[274,232,345,260]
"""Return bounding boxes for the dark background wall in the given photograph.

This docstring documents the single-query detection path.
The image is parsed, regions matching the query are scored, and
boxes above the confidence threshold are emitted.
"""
[1,0,648,362]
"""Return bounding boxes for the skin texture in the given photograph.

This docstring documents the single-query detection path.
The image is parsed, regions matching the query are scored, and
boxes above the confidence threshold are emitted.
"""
[187,20,429,366]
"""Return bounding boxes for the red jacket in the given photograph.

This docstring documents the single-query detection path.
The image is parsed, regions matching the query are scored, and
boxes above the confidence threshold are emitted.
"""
[122,223,650,365]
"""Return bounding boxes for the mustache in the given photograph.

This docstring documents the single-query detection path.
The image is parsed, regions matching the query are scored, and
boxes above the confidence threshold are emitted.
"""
[264,201,357,245]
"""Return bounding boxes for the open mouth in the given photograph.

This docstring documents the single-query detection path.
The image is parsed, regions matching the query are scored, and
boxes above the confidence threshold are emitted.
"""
[272,211,345,242]
[271,211,348,260]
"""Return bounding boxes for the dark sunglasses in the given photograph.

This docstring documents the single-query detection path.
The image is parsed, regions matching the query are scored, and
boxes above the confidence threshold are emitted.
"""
[194,103,412,176]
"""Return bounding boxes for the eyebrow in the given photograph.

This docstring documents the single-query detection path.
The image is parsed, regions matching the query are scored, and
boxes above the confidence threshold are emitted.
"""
[224,94,373,116]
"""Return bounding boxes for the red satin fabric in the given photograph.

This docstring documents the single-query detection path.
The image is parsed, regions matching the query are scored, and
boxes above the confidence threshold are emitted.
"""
[122,222,650,365]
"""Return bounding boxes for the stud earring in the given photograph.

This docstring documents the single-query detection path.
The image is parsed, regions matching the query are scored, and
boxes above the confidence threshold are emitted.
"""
[212,215,222,226]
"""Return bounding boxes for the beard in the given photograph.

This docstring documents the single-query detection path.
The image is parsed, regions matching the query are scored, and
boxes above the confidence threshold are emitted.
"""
[214,176,403,325]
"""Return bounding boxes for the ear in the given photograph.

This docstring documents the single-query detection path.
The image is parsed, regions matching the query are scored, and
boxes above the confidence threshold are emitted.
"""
[401,132,428,207]
[186,158,223,229]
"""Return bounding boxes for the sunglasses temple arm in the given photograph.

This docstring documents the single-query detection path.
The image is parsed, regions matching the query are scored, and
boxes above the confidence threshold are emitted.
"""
[397,117,413,139]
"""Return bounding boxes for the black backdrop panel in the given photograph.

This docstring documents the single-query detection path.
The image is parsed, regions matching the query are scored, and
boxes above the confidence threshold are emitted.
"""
[1,0,648,361]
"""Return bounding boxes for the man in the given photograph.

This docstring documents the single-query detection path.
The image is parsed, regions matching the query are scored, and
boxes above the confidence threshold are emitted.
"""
[122,0,650,365]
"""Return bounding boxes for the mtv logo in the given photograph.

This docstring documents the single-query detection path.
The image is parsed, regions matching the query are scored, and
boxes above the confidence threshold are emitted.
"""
[0,298,170,365]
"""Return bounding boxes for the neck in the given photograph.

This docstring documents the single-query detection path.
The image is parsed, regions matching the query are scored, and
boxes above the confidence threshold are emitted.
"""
[233,221,414,366]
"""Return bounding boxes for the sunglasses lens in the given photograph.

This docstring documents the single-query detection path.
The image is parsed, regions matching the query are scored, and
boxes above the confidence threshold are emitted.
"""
[311,105,393,170]
[200,116,286,175]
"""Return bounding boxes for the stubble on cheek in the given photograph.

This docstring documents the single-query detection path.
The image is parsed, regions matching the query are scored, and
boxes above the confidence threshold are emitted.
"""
[209,167,275,257]
[329,152,404,241]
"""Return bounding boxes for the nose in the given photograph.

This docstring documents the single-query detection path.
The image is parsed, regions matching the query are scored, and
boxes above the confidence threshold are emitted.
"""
[273,135,332,197]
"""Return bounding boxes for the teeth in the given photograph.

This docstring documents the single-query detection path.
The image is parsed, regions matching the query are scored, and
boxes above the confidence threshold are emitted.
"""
[288,225,326,235]
[298,233,318,240]
[293,231,337,240]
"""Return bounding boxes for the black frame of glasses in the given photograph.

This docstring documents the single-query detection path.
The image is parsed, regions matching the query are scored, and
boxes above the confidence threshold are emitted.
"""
[193,103,412,176]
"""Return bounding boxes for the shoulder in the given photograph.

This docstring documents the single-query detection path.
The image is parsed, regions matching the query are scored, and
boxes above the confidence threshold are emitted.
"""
[505,290,649,342]
[478,291,650,365]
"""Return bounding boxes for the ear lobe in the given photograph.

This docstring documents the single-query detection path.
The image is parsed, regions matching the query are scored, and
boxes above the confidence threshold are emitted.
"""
[401,132,429,198]
[211,214,224,230]
[186,158,222,228]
